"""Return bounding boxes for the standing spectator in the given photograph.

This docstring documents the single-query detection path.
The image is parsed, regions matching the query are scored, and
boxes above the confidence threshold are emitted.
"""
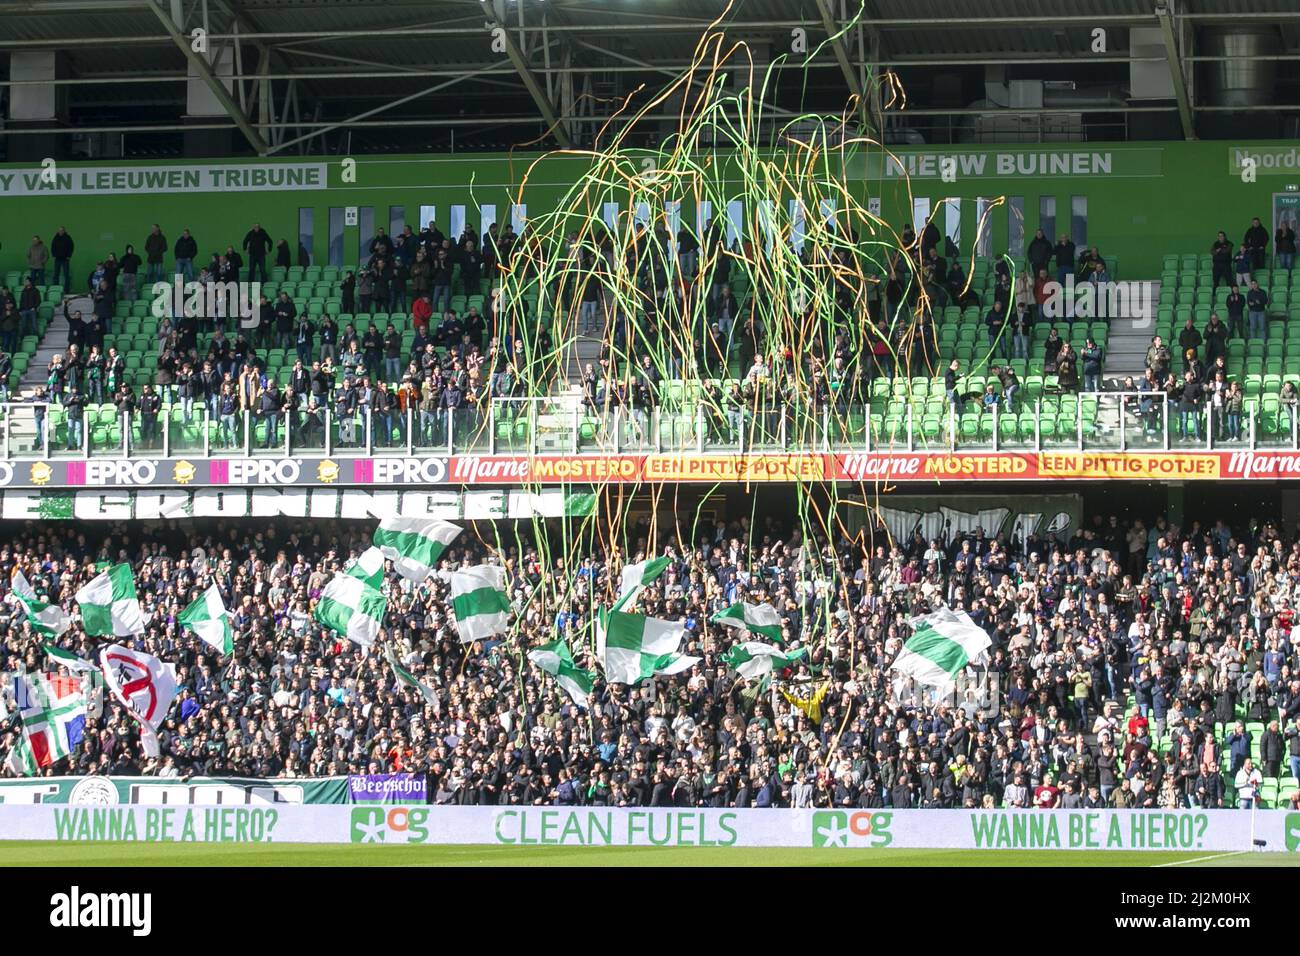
[1226,721,1252,774]
[1178,317,1202,360]
[1011,301,1032,359]
[1277,217,1297,271]
[1177,370,1203,440]
[1224,380,1244,441]
[26,235,49,285]
[1027,229,1052,278]
[1211,231,1234,289]
[1233,245,1253,288]
[1234,758,1262,810]
[143,224,168,284]
[120,244,142,302]
[1225,285,1245,340]
[63,385,84,449]
[1081,336,1104,393]
[138,384,161,449]
[1260,720,1284,780]
[173,229,198,283]
[1053,233,1076,287]
[1145,335,1171,378]
[243,222,273,284]
[1056,343,1079,393]
[18,278,39,339]
[1246,279,1269,341]
[1203,312,1228,364]
[1244,216,1269,271]
[50,227,73,288]
[985,299,1007,359]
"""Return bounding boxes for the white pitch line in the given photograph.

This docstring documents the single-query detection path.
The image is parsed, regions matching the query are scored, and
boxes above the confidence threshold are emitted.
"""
[1152,850,1250,867]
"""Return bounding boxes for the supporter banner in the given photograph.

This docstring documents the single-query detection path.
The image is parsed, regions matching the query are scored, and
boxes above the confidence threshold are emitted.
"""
[0,806,1293,851]
[347,774,427,804]
[6,450,1300,490]
[0,163,327,196]
[0,775,349,805]
[0,488,595,521]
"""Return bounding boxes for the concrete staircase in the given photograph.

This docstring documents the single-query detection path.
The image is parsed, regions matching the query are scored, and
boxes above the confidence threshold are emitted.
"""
[1102,280,1160,387]
[19,296,77,396]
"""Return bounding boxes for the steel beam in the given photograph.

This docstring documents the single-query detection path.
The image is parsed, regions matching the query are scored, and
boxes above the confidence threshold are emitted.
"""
[144,0,269,153]
[489,10,574,148]
[815,0,865,104]
[1155,1,1195,140]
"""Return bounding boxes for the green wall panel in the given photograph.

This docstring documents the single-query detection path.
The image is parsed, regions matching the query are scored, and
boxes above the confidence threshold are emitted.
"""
[0,142,1296,283]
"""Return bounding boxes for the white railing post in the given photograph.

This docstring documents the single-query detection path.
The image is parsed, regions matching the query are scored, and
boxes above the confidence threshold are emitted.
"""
[325,407,333,457]
[1034,400,1041,451]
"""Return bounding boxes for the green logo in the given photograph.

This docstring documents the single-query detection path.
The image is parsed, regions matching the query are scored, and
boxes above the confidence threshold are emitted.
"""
[350,806,430,844]
[1286,813,1300,852]
[811,810,892,848]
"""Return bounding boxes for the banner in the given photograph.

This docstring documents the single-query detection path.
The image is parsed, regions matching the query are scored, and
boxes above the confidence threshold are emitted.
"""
[0,488,596,520]
[862,147,1164,180]
[0,774,349,805]
[0,163,327,197]
[347,774,427,804]
[0,806,1294,851]
[2,450,1300,491]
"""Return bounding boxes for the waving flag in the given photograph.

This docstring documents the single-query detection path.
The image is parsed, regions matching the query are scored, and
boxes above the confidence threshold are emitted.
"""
[344,547,387,591]
[721,642,807,679]
[596,610,698,685]
[450,565,511,644]
[892,605,992,691]
[8,570,71,637]
[315,574,387,646]
[374,518,462,582]
[98,644,179,758]
[711,601,784,643]
[76,564,146,637]
[383,645,440,711]
[178,585,233,655]
[5,673,86,775]
[612,556,671,611]
[528,640,596,709]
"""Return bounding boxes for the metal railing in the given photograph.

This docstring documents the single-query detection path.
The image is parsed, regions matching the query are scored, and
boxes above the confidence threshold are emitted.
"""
[0,391,1293,459]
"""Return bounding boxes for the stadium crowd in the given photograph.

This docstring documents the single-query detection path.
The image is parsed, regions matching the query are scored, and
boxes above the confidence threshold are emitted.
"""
[2,508,1299,813]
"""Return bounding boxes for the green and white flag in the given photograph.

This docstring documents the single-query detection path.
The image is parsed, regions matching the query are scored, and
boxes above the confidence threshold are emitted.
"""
[74,563,146,637]
[8,569,72,638]
[3,735,37,777]
[373,518,462,582]
[345,547,387,591]
[611,556,671,612]
[42,643,98,674]
[450,565,511,644]
[892,606,992,691]
[528,640,596,709]
[315,575,387,646]
[596,610,699,685]
[711,601,784,643]
[619,556,670,599]
[178,585,233,655]
[383,645,440,710]
[720,641,807,679]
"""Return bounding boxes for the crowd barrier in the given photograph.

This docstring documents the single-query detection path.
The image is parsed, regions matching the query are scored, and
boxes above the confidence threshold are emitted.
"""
[0,805,1294,852]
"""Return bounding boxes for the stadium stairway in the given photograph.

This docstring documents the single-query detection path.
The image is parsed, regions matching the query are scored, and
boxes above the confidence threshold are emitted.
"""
[20,298,73,397]
[1102,280,1162,386]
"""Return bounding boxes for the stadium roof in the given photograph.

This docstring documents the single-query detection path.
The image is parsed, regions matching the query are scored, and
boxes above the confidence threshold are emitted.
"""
[0,0,1297,158]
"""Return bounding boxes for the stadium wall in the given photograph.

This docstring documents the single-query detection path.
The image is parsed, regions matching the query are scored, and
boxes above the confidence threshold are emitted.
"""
[0,804,1293,852]
[0,142,1295,281]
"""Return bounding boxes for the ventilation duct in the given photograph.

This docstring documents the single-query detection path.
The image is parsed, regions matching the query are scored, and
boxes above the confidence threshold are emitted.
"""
[1202,26,1280,108]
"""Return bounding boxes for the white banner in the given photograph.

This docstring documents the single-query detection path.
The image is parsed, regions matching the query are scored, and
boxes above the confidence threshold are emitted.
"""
[0,806,1292,852]
[0,163,327,197]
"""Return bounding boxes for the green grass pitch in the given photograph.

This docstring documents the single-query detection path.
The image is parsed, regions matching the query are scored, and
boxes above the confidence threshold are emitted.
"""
[4,842,1297,866]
